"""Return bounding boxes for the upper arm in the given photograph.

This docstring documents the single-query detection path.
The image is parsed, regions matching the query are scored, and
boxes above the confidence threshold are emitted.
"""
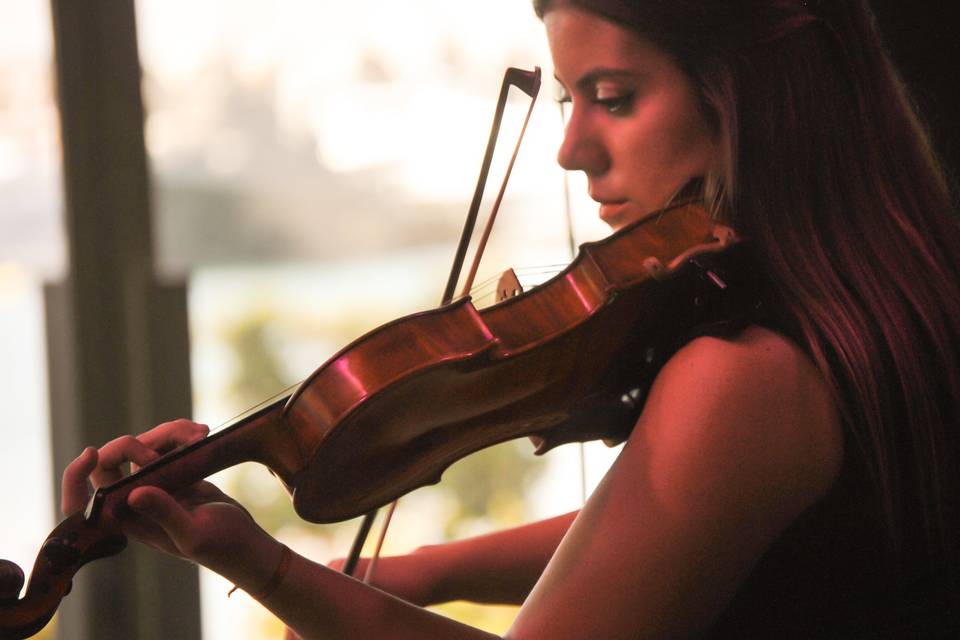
[507,327,843,639]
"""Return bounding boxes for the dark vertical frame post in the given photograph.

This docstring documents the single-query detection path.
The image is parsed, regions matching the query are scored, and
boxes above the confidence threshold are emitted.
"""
[45,0,200,638]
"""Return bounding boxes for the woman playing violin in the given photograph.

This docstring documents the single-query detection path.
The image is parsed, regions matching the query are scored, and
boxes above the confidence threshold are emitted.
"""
[62,1,960,637]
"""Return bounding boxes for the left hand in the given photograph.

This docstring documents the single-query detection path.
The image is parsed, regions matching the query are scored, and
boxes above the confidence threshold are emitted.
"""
[124,481,269,574]
[61,420,283,588]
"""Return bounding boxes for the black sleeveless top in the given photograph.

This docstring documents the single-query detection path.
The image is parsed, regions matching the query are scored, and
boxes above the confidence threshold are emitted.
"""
[704,441,960,638]
[706,438,960,639]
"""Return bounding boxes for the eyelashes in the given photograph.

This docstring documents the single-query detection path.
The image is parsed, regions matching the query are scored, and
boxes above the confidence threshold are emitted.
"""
[596,93,634,114]
[552,82,635,115]
[554,91,636,115]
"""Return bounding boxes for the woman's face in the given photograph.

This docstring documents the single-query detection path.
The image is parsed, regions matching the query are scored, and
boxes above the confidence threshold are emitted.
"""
[545,7,719,229]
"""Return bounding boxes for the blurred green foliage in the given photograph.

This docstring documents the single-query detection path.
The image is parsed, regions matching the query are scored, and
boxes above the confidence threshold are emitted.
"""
[216,308,547,633]
[224,314,290,408]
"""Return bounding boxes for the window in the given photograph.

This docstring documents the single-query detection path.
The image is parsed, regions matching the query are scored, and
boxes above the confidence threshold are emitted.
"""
[0,4,62,639]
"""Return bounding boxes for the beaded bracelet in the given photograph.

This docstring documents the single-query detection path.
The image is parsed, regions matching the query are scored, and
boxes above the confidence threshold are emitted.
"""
[228,544,293,600]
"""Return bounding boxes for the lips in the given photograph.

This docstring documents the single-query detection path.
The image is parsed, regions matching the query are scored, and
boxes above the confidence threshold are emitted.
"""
[597,200,633,228]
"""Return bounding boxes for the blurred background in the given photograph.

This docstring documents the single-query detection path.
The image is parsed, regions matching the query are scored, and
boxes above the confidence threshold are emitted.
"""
[0,1,956,639]
[0,1,616,638]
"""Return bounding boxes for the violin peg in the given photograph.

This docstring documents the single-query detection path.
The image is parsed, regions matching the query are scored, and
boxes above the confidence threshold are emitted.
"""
[0,559,24,602]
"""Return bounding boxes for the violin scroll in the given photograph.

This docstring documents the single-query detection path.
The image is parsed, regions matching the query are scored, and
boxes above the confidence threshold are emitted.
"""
[0,561,24,603]
[0,513,126,639]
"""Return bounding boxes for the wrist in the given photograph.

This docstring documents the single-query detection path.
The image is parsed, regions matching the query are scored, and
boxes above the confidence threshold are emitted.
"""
[221,529,288,599]
[244,544,292,600]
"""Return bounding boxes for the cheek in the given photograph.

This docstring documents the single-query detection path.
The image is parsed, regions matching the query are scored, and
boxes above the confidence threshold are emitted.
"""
[659,98,715,168]
[623,101,716,195]
[673,107,717,170]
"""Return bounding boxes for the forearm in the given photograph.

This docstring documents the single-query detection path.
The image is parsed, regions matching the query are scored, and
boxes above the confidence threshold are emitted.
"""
[313,509,578,624]
[260,547,501,640]
[412,510,577,605]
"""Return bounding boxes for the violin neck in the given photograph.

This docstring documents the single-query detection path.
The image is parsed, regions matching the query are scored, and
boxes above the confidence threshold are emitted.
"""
[86,392,301,524]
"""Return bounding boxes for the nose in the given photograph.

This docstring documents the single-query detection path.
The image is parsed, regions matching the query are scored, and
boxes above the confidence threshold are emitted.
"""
[556,107,608,175]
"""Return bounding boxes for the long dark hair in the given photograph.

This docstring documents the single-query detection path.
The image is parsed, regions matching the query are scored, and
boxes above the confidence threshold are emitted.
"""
[535,0,960,574]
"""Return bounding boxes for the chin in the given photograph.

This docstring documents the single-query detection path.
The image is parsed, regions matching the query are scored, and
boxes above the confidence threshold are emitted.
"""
[600,202,649,230]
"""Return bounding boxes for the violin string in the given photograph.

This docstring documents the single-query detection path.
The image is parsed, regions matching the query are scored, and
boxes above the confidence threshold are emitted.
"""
[466,268,526,299]
[514,264,569,273]
[461,273,508,304]
[463,272,530,307]
[514,268,566,281]
[469,263,567,288]
[471,291,500,308]
[205,382,303,437]
[468,266,571,308]
[469,269,507,292]
[467,265,567,304]
[465,279,500,300]
[467,260,567,294]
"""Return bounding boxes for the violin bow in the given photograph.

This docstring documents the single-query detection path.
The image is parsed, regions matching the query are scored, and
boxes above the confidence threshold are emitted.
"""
[342,65,542,579]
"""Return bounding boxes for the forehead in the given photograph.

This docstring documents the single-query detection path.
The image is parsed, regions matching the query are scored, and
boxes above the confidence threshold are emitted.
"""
[543,7,670,84]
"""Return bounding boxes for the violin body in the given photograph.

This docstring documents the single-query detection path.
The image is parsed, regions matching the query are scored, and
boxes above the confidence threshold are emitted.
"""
[284,201,758,522]
[0,201,762,639]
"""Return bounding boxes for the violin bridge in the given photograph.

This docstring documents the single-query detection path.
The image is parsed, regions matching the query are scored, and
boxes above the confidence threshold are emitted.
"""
[496,268,524,302]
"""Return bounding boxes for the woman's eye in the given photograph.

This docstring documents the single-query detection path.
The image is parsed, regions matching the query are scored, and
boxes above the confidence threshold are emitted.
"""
[596,93,634,114]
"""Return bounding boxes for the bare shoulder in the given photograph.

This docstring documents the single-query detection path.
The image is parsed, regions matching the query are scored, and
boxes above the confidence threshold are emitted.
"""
[630,325,844,523]
[509,327,845,638]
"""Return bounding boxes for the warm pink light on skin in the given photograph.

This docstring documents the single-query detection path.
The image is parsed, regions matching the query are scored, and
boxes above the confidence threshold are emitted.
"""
[598,201,649,229]
[545,7,720,230]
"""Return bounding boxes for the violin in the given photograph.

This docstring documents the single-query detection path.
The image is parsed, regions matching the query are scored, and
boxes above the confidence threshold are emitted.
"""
[0,61,763,637]
[0,198,760,638]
